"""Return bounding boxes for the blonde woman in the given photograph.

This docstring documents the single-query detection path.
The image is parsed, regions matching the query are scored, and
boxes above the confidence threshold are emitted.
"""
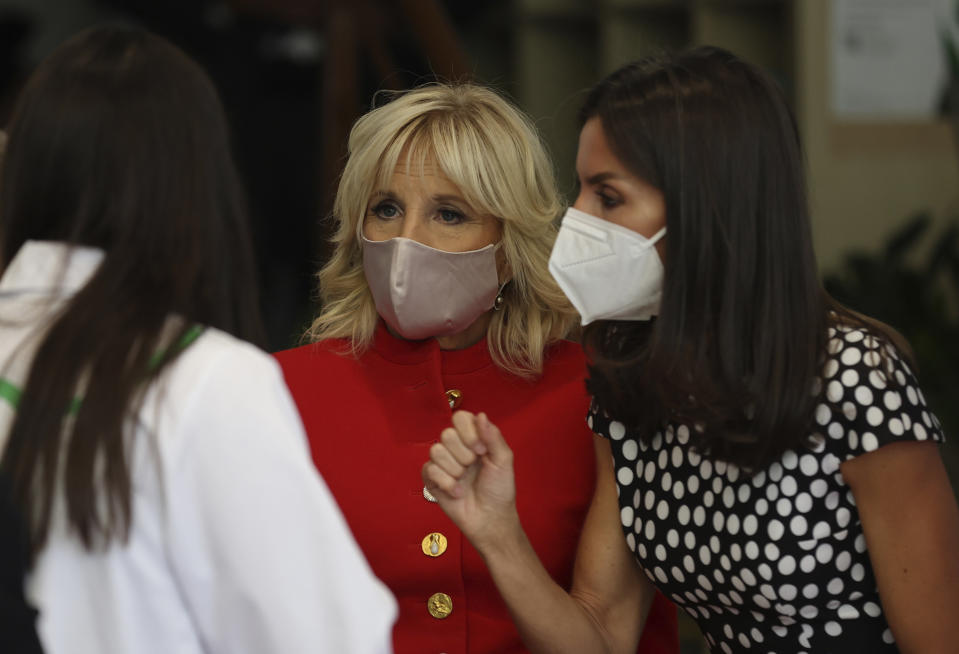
[275,83,678,654]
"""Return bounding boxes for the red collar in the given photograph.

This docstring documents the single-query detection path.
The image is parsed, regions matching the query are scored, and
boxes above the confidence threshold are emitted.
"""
[370,321,494,375]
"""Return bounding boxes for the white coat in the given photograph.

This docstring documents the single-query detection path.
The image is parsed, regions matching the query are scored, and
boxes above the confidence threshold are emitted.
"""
[0,240,397,654]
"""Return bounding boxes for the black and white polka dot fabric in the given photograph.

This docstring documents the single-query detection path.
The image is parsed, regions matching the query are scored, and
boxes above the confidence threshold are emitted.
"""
[590,325,945,653]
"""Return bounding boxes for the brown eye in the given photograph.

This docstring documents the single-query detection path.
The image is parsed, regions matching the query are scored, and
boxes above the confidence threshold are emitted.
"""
[597,192,620,209]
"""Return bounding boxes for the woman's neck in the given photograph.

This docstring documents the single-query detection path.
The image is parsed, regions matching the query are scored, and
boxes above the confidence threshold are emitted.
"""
[384,310,493,351]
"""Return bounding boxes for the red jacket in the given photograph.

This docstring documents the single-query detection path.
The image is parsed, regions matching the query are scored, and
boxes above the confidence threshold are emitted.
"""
[276,324,678,654]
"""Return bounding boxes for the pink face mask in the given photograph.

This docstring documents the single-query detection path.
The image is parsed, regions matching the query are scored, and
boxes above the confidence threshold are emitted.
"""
[361,235,501,340]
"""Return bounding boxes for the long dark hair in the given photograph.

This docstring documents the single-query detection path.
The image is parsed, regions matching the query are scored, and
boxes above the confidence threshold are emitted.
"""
[0,26,264,562]
[581,47,901,470]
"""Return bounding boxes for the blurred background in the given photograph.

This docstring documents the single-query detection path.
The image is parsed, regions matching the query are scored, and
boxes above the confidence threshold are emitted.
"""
[1,2,957,650]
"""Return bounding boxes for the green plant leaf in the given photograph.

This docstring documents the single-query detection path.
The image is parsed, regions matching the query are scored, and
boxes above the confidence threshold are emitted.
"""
[926,221,959,277]
[942,27,959,78]
[883,211,930,262]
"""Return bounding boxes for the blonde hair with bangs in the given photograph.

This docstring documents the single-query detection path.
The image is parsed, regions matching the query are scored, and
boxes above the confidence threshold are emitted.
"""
[306,83,577,377]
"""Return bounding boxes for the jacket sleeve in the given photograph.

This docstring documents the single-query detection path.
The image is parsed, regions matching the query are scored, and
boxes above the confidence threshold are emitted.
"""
[160,340,396,654]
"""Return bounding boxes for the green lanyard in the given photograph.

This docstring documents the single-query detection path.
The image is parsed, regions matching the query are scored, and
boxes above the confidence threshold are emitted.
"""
[147,324,204,370]
[0,325,204,411]
[0,378,21,409]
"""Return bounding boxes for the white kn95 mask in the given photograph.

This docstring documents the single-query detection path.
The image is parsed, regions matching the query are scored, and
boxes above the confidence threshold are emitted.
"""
[548,207,666,325]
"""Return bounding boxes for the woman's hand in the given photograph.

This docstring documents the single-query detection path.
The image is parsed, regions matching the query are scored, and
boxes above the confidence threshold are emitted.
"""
[422,411,520,552]
[426,427,652,653]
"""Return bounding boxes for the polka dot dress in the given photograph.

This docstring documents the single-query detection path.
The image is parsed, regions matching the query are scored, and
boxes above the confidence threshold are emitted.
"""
[589,325,944,653]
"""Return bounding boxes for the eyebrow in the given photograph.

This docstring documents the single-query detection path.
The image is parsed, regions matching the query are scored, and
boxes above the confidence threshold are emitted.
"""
[584,171,625,185]
[368,190,396,202]
[432,194,468,204]
[369,190,468,206]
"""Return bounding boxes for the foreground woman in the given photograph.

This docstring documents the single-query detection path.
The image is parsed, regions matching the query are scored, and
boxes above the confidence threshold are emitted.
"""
[426,48,959,653]
[0,27,395,654]
[276,83,677,654]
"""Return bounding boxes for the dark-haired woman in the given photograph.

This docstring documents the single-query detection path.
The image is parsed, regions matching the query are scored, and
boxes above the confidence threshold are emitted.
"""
[424,47,959,653]
[0,127,45,654]
[0,27,395,654]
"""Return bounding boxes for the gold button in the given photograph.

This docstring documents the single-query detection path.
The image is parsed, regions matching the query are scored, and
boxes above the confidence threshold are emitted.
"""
[445,389,462,409]
[422,532,448,557]
[427,592,453,619]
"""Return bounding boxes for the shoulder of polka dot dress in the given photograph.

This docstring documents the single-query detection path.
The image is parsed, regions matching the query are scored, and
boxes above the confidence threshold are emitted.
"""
[818,324,944,460]
[586,397,623,440]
